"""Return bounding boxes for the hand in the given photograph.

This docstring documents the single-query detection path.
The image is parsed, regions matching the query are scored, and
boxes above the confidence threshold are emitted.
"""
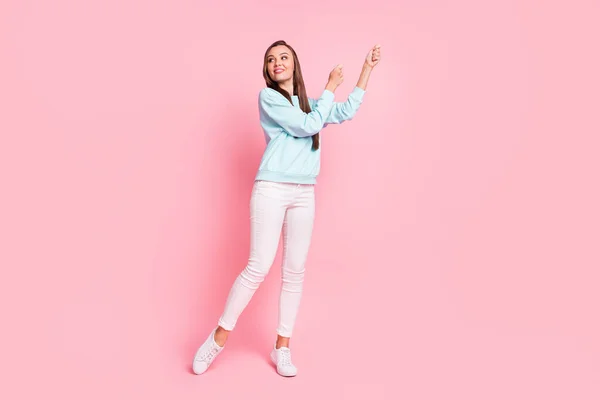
[327,64,344,91]
[365,44,381,68]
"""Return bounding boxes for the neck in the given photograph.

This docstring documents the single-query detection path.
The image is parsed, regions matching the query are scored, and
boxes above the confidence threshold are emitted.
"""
[279,78,294,97]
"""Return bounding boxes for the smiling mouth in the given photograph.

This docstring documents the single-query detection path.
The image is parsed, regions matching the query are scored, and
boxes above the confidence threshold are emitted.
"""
[274,68,285,74]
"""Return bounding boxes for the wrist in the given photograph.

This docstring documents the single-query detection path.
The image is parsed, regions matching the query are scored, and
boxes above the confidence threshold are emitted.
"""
[362,62,374,72]
[325,81,337,93]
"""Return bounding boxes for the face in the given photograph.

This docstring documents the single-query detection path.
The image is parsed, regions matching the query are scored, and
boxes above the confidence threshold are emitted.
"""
[266,45,294,83]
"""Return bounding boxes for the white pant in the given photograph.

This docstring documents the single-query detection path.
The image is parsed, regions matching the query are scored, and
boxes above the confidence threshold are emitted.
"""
[217,180,316,337]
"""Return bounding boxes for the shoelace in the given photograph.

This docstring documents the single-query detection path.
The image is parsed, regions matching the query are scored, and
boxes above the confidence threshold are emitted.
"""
[278,349,292,366]
[198,345,219,363]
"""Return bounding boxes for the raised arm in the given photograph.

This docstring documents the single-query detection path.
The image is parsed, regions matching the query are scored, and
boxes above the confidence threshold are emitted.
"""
[356,44,380,90]
[258,65,345,137]
[259,88,335,137]
[310,86,366,124]
[310,44,381,125]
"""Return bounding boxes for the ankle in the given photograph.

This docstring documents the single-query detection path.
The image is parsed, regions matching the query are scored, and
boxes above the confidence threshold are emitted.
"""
[275,336,290,349]
[214,326,229,347]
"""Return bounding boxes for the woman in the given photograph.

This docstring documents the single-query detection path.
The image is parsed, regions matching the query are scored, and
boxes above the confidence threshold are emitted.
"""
[193,40,381,377]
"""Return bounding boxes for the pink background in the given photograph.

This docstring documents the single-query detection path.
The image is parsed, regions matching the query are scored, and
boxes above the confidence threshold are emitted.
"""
[1,0,599,399]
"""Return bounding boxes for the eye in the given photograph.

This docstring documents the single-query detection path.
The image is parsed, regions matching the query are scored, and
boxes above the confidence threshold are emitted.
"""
[282,56,287,60]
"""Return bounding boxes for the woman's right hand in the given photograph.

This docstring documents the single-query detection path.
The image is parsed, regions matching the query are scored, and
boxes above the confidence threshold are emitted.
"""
[326,64,344,92]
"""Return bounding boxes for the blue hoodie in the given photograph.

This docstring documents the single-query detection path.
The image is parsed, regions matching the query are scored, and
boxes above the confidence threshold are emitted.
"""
[255,86,366,184]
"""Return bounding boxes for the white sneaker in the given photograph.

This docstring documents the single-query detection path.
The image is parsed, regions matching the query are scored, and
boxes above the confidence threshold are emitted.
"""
[192,329,224,375]
[270,346,297,377]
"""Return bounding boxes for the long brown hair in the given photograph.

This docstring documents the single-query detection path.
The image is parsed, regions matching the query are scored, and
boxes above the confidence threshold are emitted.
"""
[262,40,320,151]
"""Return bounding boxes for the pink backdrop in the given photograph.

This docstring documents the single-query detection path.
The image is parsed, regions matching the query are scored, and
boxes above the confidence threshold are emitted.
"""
[2,0,599,399]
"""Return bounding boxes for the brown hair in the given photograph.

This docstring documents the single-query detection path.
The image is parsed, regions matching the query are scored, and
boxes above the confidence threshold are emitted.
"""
[262,40,320,151]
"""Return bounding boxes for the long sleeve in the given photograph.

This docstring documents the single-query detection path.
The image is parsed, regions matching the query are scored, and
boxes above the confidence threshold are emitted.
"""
[310,86,366,125]
[258,88,335,138]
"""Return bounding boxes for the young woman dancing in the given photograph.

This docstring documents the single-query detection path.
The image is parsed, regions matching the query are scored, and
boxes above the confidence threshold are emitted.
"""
[193,40,381,377]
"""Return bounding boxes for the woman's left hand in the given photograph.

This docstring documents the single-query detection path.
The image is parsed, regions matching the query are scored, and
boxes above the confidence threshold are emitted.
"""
[365,44,381,68]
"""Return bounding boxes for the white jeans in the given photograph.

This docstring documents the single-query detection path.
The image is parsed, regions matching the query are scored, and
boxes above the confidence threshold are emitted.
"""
[218,180,315,337]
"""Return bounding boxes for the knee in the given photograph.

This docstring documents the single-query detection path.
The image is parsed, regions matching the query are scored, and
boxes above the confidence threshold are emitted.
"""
[239,258,271,288]
[282,266,305,290]
[282,254,306,280]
